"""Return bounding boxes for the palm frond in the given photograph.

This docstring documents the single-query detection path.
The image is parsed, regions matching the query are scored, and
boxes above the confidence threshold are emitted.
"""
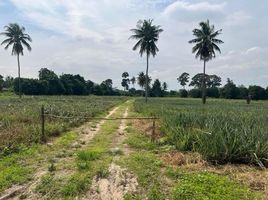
[1,23,32,55]
[189,20,223,61]
[130,19,163,57]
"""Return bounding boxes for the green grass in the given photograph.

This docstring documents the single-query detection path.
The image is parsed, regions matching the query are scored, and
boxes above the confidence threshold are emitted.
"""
[0,130,79,194]
[33,102,129,199]
[125,126,157,151]
[170,171,259,200]
[134,98,268,166]
[0,95,126,151]
[61,104,127,198]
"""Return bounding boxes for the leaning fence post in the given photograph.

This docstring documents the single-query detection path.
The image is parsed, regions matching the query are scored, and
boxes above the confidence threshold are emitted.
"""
[41,105,46,143]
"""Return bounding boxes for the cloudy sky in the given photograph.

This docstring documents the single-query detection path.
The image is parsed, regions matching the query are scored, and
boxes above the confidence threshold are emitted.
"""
[0,0,267,90]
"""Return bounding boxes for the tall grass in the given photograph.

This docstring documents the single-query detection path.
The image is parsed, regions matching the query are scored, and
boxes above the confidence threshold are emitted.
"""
[134,98,268,167]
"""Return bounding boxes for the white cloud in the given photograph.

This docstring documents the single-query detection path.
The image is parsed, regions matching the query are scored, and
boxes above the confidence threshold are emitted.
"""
[1,0,267,89]
[162,0,226,17]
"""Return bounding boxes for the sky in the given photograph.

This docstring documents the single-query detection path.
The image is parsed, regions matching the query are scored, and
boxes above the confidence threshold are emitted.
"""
[0,0,267,90]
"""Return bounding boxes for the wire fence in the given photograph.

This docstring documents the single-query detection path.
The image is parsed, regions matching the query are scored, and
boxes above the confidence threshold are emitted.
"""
[40,105,159,142]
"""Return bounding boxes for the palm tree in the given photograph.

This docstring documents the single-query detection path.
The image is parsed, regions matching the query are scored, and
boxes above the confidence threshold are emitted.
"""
[137,72,152,97]
[1,23,32,98]
[130,19,163,103]
[130,76,136,88]
[189,20,223,104]
[121,72,130,91]
[137,72,146,92]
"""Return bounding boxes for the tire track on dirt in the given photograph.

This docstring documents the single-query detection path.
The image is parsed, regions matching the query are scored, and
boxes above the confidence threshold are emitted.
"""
[0,106,119,200]
[85,107,140,200]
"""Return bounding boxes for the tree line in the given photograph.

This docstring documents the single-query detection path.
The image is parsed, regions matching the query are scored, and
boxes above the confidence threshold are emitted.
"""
[177,72,268,100]
[0,69,267,100]
[1,20,267,102]
[0,68,168,97]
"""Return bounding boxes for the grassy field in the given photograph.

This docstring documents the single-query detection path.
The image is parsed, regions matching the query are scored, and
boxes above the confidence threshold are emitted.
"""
[134,98,268,167]
[0,95,126,153]
[0,96,267,199]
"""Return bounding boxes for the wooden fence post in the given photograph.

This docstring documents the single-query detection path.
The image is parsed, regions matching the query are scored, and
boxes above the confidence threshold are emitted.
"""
[151,118,156,142]
[41,105,46,142]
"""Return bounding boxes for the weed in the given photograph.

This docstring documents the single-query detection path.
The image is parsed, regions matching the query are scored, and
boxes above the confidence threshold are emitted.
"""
[171,172,260,200]
[96,166,109,179]
[77,149,102,161]
[109,147,123,156]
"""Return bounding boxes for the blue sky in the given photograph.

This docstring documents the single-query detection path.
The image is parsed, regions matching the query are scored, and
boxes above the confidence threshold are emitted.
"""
[0,0,267,90]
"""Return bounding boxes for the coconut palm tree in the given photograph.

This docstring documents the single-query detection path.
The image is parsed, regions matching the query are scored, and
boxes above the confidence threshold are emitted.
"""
[1,23,32,98]
[130,19,163,103]
[130,76,136,88]
[137,71,152,97]
[189,20,223,104]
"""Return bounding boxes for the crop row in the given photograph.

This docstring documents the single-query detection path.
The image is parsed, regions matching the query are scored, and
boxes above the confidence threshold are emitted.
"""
[0,96,126,153]
[134,98,268,167]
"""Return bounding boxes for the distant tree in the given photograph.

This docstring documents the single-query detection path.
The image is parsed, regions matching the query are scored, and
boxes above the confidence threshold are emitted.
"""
[130,76,136,88]
[237,85,248,99]
[189,88,202,98]
[137,72,151,96]
[220,78,238,99]
[122,72,129,79]
[60,74,87,95]
[189,20,223,104]
[179,89,188,98]
[14,78,48,95]
[3,76,14,89]
[162,82,168,91]
[189,73,210,88]
[101,79,113,95]
[93,84,103,95]
[1,23,32,98]
[151,79,163,97]
[190,73,221,89]
[169,90,179,97]
[0,75,3,91]
[137,72,146,90]
[248,85,266,100]
[206,87,220,98]
[38,68,64,95]
[39,68,58,80]
[86,80,94,94]
[121,72,130,91]
[130,19,163,102]
[208,75,222,88]
[177,72,189,89]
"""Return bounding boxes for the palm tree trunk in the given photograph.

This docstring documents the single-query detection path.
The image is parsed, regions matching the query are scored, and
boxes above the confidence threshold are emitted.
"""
[17,54,21,98]
[145,53,149,103]
[202,59,206,104]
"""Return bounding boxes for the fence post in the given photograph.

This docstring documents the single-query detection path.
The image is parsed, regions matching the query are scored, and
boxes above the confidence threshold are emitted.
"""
[41,105,46,143]
[151,118,156,142]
